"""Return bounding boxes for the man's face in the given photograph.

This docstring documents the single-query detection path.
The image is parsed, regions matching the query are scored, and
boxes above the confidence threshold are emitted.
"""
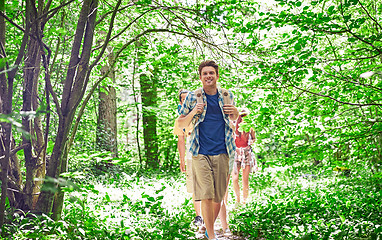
[180,93,188,104]
[200,66,218,87]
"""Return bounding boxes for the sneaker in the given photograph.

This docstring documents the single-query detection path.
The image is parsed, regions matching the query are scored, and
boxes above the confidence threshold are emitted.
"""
[193,215,203,226]
[205,230,218,240]
[205,230,209,239]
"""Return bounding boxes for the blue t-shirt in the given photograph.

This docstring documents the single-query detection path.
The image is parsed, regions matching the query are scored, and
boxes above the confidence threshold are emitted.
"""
[198,92,227,156]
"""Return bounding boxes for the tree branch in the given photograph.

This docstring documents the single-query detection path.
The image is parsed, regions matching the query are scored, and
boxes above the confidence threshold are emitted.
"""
[358,0,382,32]
[92,6,159,52]
[10,143,30,156]
[291,83,382,107]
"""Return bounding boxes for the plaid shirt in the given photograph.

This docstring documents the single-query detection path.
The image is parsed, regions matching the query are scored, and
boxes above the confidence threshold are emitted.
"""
[179,88,236,168]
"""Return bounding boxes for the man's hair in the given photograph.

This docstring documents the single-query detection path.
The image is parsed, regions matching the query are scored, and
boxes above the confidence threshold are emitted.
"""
[178,89,189,102]
[198,60,219,76]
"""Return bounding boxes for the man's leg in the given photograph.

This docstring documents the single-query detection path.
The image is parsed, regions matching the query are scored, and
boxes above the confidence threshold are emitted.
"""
[202,199,215,239]
[192,155,215,235]
[218,177,230,231]
[213,201,221,221]
[242,165,251,204]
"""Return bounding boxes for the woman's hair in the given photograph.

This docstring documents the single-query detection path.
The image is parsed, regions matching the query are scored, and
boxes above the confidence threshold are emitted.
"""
[178,89,189,102]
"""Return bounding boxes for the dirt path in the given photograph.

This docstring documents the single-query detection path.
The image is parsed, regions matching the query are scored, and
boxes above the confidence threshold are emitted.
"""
[193,215,248,240]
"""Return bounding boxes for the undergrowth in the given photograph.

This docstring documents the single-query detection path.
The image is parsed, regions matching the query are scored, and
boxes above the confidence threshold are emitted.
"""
[230,163,382,240]
[2,154,381,240]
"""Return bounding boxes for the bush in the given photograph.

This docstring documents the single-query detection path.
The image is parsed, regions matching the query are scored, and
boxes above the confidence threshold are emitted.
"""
[230,165,382,239]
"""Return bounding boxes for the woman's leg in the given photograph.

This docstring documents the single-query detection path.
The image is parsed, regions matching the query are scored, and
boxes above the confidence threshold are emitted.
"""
[242,165,251,204]
[193,194,202,216]
[232,165,241,203]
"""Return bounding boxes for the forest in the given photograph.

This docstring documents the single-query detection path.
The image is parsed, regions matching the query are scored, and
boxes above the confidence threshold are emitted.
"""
[0,0,381,239]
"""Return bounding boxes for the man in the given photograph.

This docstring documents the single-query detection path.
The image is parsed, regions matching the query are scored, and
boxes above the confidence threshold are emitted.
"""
[173,89,203,227]
[178,60,238,240]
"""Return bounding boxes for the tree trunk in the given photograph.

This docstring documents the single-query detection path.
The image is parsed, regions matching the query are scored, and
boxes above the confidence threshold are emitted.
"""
[0,0,5,111]
[21,0,47,210]
[97,51,118,156]
[36,0,98,219]
[22,38,42,210]
[140,73,159,169]
[0,0,10,227]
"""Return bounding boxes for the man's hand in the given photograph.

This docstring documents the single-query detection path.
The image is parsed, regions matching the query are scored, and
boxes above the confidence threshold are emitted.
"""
[192,103,205,114]
[178,103,205,128]
[223,104,239,120]
[180,158,186,172]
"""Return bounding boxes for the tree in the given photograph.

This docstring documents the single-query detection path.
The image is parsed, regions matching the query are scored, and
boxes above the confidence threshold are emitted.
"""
[140,72,159,168]
[232,0,382,166]
[97,49,118,156]
[0,0,254,222]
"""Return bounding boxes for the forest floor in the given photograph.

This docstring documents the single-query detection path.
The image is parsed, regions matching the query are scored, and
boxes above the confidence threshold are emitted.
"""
[83,170,257,239]
[191,197,258,240]
[204,219,249,240]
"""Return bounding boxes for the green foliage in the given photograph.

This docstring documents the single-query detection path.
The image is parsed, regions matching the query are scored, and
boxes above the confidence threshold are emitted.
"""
[1,164,196,239]
[227,0,382,168]
[231,164,382,239]
[2,0,382,234]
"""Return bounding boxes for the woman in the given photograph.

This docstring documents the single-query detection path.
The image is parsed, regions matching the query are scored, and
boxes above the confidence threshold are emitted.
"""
[232,109,256,205]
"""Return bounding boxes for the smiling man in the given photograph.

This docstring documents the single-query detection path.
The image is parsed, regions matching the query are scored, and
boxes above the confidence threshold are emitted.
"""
[178,60,238,239]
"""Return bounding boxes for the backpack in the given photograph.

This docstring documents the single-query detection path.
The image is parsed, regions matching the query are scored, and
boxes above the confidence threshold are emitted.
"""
[194,88,232,105]
[192,88,233,128]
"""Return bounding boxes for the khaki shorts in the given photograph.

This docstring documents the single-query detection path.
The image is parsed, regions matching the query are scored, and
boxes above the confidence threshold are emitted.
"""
[192,153,229,203]
[186,158,193,193]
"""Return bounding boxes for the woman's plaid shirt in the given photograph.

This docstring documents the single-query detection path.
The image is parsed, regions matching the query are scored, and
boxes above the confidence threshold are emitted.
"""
[179,88,236,166]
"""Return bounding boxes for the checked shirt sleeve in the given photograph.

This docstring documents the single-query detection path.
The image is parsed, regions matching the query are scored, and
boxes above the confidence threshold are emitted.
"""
[179,92,197,116]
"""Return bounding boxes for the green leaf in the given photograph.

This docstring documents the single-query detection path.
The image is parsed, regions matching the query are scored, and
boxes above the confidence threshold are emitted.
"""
[0,58,6,69]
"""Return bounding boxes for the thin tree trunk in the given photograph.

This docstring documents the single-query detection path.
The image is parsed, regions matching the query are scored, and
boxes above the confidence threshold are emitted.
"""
[0,122,11,226]
[0,0,29,222]
[0,0,11,227]
[140,73,159,169]
[0,0,11,226]
[97,51,118,156]
[22,0,45,210]
[131,55,142,166]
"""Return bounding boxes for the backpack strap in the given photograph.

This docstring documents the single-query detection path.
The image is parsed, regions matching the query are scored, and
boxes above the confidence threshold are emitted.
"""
[192,88,232,127]
[195,88,203,104]
[191,88,203,127]
[220,88,232,105]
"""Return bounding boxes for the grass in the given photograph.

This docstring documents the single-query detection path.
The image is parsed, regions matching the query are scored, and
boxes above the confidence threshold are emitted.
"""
[230,163,382,240]
[2,159,382,239]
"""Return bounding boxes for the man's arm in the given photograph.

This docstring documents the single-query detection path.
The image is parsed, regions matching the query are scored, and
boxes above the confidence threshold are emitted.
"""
[178,102,205,128]
[177,134,186,172]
